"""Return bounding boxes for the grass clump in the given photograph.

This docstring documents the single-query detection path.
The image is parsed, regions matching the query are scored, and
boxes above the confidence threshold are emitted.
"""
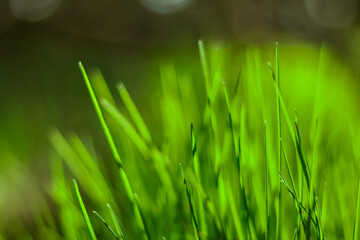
[5,40,359,239]
[58,42,359,239]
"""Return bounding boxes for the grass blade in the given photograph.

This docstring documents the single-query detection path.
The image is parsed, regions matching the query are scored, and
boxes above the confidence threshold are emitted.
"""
[223,82,237,159]
[280,141,312,236]
[280,140,298,201]
[264,121,269,240]
[275,41,282,240]
[107,204,124,240]
[73,179,97,240]
[224,83,251,238]
[101,99,149,157]
[180,163,200,240]
[268,62,310,190]
[294,117,310,189]
[191,123,200,181]
[191,123,208,235]
[79,62,148,238]
[90,68,116,105]
[198,40,210,97]
[223,171,244,240]
[134,194,151,240]
[116,82,152,144]
[92,211,119,240]
[78,61,122,168]
[79,61,134,199]
[309,119,318,209]
[309,119,323,239]
[187,169,227,239]
[101,98,176,202]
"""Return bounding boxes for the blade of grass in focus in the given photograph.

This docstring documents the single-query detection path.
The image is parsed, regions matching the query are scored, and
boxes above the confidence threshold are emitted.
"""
[73,179,97,240]
[275,42,282,240]
[78,61,148,239]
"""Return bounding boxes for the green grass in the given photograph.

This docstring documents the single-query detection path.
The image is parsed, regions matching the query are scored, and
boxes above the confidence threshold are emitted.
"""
[73,179,97,240]
[2,40,360,239]
[70,43,360,239]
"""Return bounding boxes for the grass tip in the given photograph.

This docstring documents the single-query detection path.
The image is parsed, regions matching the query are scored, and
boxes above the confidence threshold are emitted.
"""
[116,82,124,89]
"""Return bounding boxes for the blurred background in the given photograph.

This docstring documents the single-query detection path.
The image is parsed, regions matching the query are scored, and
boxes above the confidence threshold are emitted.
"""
[1,0,360,238]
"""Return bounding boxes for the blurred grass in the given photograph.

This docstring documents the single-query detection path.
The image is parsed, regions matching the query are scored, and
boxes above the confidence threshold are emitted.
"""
[0,37,360,239]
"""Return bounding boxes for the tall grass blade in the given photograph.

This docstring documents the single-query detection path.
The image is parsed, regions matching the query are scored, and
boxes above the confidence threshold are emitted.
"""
[78,61,122,168]
[268,62,310,190]
[79,61,148,238]
[275,41,282,240]
[73,179,97,240]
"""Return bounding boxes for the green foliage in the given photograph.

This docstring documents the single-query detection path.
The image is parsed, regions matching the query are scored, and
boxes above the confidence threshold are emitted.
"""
[2,41,360,239]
